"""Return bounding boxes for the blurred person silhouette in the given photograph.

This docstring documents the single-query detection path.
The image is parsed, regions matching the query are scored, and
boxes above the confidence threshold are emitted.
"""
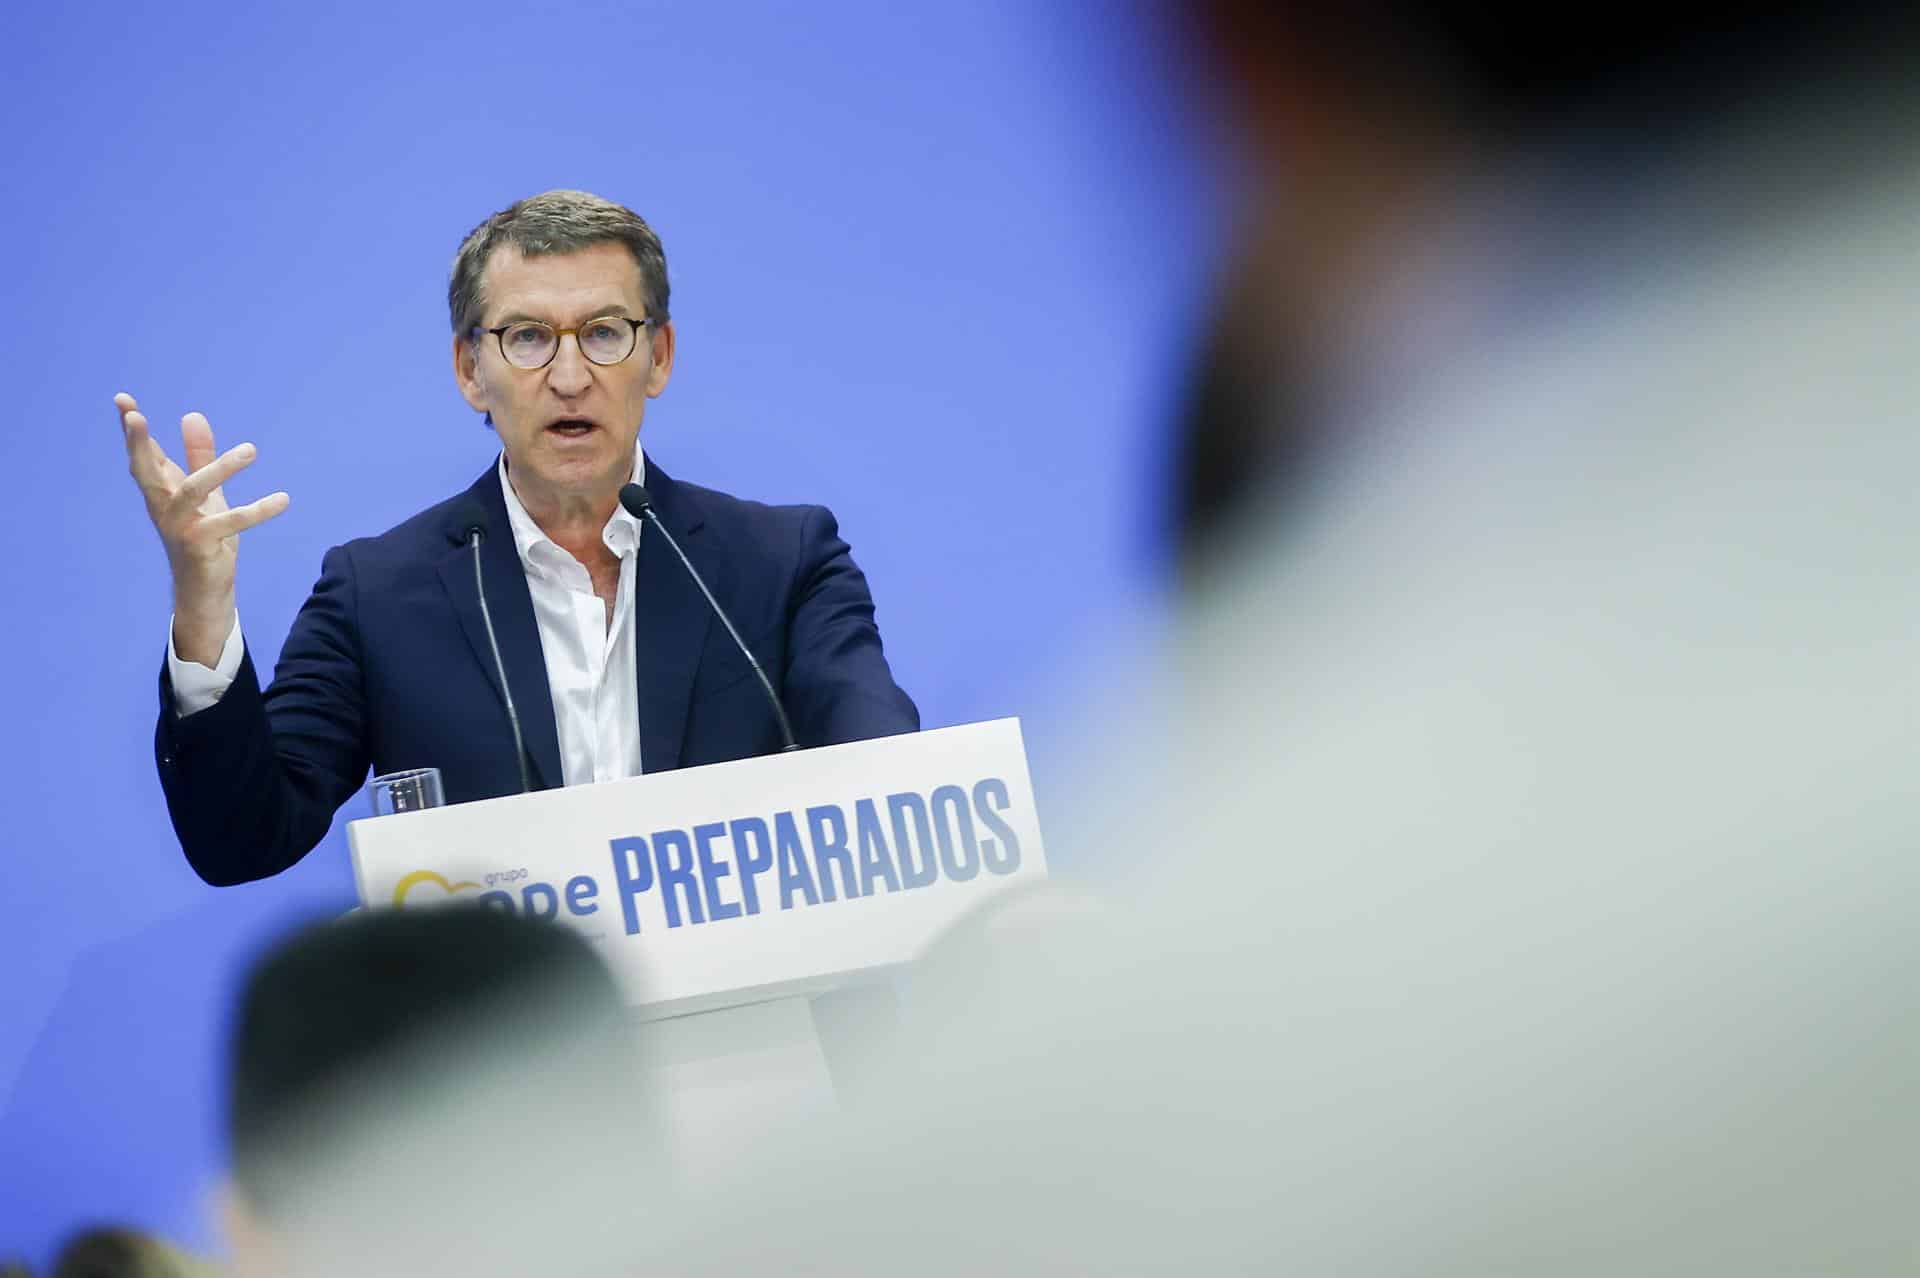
[622,6,1920,1274]
[49,1228,217,1278]
[217,904,651,1278]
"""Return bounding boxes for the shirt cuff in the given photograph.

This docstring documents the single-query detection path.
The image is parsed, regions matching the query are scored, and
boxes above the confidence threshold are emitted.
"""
[167,612,245,717]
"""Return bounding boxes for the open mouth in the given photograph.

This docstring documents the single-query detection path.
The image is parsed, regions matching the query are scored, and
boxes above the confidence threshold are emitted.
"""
[547,418,597,438]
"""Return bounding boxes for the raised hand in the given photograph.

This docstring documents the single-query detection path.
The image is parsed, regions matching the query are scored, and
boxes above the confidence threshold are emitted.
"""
[117,392,290,666]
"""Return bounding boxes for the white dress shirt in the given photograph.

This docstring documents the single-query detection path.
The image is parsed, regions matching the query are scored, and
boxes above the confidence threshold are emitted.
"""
[166,445,648,788]
[496,447,645,785]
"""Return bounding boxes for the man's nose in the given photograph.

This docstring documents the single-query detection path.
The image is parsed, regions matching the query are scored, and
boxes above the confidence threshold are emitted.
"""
[547,333,593,394]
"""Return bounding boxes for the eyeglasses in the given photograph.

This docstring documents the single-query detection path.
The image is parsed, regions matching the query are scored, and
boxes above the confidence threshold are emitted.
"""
[472,315,657,369]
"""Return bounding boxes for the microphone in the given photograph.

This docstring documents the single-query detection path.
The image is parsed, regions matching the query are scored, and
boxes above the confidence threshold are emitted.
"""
[619,483,800,753]
[448,500,534,793]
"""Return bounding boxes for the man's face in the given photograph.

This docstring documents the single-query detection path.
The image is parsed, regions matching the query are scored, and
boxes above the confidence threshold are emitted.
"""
[453,241,674,509]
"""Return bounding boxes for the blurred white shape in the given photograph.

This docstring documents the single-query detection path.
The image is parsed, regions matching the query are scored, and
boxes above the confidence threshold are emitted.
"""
[620,104,1920,1275]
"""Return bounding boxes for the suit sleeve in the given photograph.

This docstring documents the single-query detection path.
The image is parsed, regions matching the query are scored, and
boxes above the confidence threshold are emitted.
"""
[782,506,920,747]
[153,545,372,885]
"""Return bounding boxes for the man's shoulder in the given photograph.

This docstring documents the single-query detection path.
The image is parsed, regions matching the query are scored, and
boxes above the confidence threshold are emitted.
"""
[375,489,478,546]
[323,472,490,580]
[668,471,823,536]
[660,469,845,582]
[668,470,848,564]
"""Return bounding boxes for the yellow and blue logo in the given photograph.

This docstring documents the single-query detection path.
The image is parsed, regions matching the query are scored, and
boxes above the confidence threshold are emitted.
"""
[391,869,482,907]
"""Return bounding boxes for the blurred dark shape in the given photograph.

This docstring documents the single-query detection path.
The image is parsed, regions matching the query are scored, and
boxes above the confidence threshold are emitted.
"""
[1172,264,1319,571]
[230,901,622,1212]
[49,1228,212,1278]
[227,903,628,1219]
[222,904,646,1278]
[1170,3,1920,568]
[1180,6,1913,139]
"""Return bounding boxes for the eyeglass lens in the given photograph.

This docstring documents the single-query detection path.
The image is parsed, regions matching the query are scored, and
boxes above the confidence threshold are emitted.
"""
[499,318,639,368]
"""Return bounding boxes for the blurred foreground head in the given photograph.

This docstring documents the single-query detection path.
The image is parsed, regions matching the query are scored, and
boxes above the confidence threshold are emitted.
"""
[223,905,644,1278]
[1140,2,1920,1270]
[1173,4,1920,565]
[638,7,1920,1274]
[48,1227,213,1278]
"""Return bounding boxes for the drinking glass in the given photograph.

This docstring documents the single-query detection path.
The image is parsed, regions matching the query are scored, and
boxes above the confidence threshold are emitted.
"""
[368,767,444,817]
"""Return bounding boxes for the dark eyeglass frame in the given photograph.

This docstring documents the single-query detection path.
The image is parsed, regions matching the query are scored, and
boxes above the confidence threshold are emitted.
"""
[470,315,658,369]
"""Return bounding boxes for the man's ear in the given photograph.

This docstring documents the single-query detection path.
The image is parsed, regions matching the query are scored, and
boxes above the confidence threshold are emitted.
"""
[453,333,490,414]
[215,1179,282,1278]
[645,321,676,398]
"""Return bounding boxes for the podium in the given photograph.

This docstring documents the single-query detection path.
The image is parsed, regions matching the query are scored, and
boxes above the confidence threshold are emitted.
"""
[347,718,1045,1180]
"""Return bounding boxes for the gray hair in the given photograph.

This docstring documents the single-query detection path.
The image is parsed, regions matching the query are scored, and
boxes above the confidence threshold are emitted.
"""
[448,189,671,336]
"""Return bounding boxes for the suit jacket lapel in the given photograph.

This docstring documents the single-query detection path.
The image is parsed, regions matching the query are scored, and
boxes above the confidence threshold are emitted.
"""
[436,463,565,791]
[633,462,714,773]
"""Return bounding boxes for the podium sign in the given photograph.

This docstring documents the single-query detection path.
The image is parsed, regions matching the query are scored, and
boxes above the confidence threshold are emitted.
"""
[349,718,1046,1018]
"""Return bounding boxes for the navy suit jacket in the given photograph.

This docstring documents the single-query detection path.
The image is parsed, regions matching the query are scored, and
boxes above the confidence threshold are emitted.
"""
[155,459,919,886]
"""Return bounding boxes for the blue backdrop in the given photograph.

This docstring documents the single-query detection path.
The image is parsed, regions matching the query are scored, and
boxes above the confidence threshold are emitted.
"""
[0,0,1219,1259]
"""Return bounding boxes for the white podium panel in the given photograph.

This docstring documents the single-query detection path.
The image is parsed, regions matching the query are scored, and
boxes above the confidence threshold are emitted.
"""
[348,718,1046,1020]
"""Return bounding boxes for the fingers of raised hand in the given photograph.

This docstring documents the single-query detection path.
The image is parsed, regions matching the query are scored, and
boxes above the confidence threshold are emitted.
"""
[118,395,164,481]
[118,395,283,545]
[180,411,218,473]
[202,490,290,539]
[171,441,257,512]
[118,393,191,493]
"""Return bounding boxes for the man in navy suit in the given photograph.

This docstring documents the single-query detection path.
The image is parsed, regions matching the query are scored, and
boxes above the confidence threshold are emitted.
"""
[117,190,918,887]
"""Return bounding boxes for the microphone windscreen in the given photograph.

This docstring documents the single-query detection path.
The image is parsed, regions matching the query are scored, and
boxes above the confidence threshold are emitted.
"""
[618,484,653,519]
[446,499,488,544]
